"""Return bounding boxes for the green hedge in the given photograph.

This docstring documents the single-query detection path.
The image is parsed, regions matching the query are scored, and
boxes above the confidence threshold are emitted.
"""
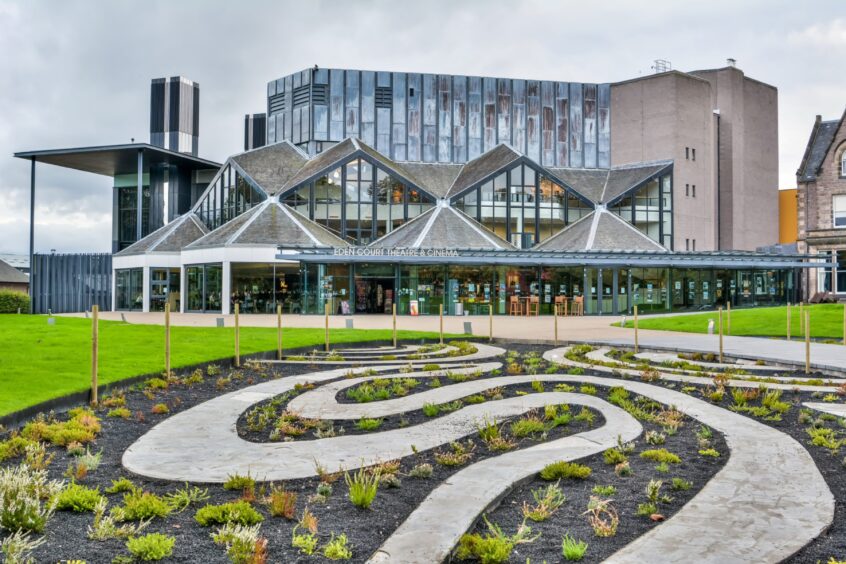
[0,290,30,313]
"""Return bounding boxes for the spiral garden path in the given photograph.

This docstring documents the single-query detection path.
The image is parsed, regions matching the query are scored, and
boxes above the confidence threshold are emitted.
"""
[118,340,840,563]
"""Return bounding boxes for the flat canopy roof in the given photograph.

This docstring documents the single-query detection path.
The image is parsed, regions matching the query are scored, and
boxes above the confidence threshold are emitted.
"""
[14,143,220,176]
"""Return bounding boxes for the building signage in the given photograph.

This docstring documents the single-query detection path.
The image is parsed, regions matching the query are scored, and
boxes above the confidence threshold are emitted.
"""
[332,247,459,257]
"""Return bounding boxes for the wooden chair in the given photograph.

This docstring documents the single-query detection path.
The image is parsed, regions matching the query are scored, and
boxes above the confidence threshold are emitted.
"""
[509,295,522,316]
[554,295,567,316]
[527,296,540,316]
[571,295,584,316]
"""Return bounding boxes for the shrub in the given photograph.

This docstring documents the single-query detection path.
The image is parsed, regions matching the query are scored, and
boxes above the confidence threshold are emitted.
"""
[299,507,318,533]
[561,533,588,561]
[144,378,169,391]
[614,461,632,477]
[150,403,169,415]
[644,430,666,445]
[164,484,209,512]
[355,417,382,431]
[345,467,379,509]
[408,463,433,479]
[22,442,53,471]
[117,490,171,521]
[106,477,138,494]
[323,533,353,560]
[0,463,63,533]
[636,502,658,517]
[195,500,263,527]
[671,478,692,491]
[0,290,30,313]
[21,409,101,446]
[540,461,591,481]
[211,522,265,564]
[0,436,37,463]
[55,483,104,512]
[126,533,175,561]
[699,448,720,458]
[0,530,45,563]
[592,485,616,496]
[434,441,475,467]
[87,498,148,541]
[292,527,319,555]
[422,403,440,417]
[603,448,627,465]
[579,384,596,395]
[107,407,132,419]
[267,486,297,519]
[639,449,681,464]
[510,416,546,438]
[224,473,256,492]
[456,517,538,564]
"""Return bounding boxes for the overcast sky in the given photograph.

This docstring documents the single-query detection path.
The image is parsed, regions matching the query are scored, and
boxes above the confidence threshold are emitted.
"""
[0,0,844,255]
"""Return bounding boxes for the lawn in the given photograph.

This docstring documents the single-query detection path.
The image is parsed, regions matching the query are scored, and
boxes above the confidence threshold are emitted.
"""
[0,314,452,417]
[620,303,846,340]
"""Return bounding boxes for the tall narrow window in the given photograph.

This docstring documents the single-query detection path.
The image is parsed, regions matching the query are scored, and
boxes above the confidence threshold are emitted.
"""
[834,195,846,228]
[692,185,696,198]
[841,152,846,176]
[692,148,696,161]
[685,147,690,160]
[685,184,689,197]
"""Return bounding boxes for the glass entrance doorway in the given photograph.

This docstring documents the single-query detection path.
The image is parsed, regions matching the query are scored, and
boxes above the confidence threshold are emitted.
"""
[354,264,396,314]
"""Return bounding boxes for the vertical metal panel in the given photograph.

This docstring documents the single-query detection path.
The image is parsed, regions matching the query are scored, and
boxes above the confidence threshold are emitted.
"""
[376,71,391,87]
[569,83,583,167]
[284,75,293,141]
[313,105,328,141]
[556,82,569,166]
[437,75,452,162]
[511,79,526,153]
[314,68,329,85]
[31,253,112,314]
[329,69,345,141]
[377,107,391,154]
[583,84,597,168]
[597,83,611,168]
[392,72,407,161]
[345,70,360,140]
[292,103,301,145]
[483,77,497,151]
[422,74,437,162]
[526,80,540,162]
[361,71,376,146]
[541,81,555,166]
[467,76,482,160]
[497,78,511,145]
[407,73,422,161]
[452,75,467,163]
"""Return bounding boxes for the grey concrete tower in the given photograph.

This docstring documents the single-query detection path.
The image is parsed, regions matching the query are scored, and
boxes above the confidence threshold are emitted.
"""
[150,76,200,155]
[244,113,267,151]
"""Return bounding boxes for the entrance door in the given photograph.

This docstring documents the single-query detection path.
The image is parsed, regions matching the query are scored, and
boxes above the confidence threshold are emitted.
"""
[355,278,395,314]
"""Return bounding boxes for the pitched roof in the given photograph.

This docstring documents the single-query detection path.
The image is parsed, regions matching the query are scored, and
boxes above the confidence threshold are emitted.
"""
[393,162,463,199]
[535,207,668,252]
[0,259,28,284]
[445,144,523,198]
[546,168,608,203]
[369,204,516,250]
[546,161,672,205]
[278,138,358,194]
[797,113,843,182]
[115,213,208,256]
[186,201,349,249]
[230,141,309,196]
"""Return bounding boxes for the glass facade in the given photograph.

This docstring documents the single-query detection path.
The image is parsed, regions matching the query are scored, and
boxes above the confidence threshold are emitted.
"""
[230,263,303,314]
[186,264,222,312]
[282,157,435,244]
[115,268,143,310]
[452,162,592,248]
[609,173,673,249]
[195,163,266,230]
[816,250,846,294]
[116,186,151,250]
[150,268,180,312]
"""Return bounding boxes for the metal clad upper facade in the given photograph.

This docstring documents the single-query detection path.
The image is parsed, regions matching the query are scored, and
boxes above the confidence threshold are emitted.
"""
[267,68,610,168]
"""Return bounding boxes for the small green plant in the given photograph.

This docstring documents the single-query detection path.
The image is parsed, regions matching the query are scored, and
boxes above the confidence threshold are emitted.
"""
[126,533,175,561]
[510,416,546,438]
[223,473,256,492]
[636,502,658,516]
[671,478,692,491]
[345,467,380,509]
[434,441,475,467]
[579,384,596,395]
[561,533,588,561]
[592,485,616,496]
[655,462,670,473]
[55,482,105,512]
[144,377,168,390]
[422,363,441,371]
[87,498,148,541]
[0,529,45,562]
[456,516,539,564]
[539,461,591,480]
[323,533,353,560]
[0,463,63,533]
[422,403,440,417]
[699,448,720,458]
[164,484,210,512]
[603,448,627,465]
[267,485,297,519]
[583,496,619,537]
[107,407,132,419]
[639,449,681,464]
[116,490,172,521]
[292,527,319,555]
[644,430,666,445]
[531,380,545,393]
[195,500,263,527]
[408,463,433,478]
[614,461,633,477]
[355,417,383,431]
[106,477,137,494]
[522,481,566,521]
[574,407,595,425]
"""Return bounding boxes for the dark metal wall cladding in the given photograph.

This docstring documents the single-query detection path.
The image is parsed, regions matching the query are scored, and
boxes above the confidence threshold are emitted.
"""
[267,69,611,168]
[31,254,112,314]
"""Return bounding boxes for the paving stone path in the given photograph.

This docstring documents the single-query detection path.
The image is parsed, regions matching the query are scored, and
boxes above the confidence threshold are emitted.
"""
[264,342,505,365]
[631,351,789,372]
[803,402,846,417]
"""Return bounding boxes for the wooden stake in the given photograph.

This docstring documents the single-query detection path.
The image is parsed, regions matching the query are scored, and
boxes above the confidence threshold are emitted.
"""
[805,309,811,375]
[164,303,171,378]
[799,302,804,334]
[718,306,724,364]
[392,303,397,348]
[554,304,559,346]
[324,303,330,352]
[633,305,639,354]
[489,303,493,342]
[439,303,444,345]
[786,302,791,341]
[234,302,240,368]
[277,304,283,360]
[726,301,731,336]
[842,304,845,347]
[91,305,99,406]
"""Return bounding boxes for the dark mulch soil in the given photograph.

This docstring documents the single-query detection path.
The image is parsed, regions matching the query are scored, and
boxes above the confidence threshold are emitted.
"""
[1,341,842,563]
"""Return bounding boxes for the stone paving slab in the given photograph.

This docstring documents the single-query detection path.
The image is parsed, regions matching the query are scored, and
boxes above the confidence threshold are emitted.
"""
[803,402,846,417]
[369,370,835,564]
[632,351,789,372]
[260,342,505,365]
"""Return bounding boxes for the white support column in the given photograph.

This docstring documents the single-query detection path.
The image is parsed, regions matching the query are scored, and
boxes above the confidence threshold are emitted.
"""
[179,265,187,313]
[142,267,151,313]
[221,261,231,315]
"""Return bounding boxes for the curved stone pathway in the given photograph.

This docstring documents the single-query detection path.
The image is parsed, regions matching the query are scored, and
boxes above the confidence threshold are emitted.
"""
[263,342,505,365]
[803,402,846,418]
[122,362,502,481]
[367,372,834,564]
[549,347,838,392]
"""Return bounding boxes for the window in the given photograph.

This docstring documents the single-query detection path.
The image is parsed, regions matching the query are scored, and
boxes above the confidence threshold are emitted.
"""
[608,173,673,249]
[685,239,690,251]
[834,195,846,228]
[685,147,689,160]
[838,250,846,294]
[692,239,696,251]
[186,264,222,312]
[692,148,696,161]
[685,184,689,197]
[115,268,143,310]
[195,164,266,230]
[840,152,845,176]
[692,185,696,198]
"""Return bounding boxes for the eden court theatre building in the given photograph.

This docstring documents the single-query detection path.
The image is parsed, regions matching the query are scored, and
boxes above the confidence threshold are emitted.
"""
[16,64,832,316]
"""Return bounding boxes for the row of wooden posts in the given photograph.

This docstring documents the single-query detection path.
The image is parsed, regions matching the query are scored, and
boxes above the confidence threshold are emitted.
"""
[88,301,846,404]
